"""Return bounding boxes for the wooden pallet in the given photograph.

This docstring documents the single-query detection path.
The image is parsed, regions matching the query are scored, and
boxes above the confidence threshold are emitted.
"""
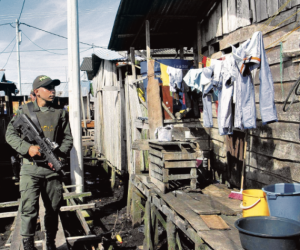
[149,141,197,193]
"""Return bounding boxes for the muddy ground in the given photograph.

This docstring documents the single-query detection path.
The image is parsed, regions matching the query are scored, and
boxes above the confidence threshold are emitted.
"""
[0,162,195,250]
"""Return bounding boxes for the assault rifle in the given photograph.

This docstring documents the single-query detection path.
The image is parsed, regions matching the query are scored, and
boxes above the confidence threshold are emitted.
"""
[12,114,65,175]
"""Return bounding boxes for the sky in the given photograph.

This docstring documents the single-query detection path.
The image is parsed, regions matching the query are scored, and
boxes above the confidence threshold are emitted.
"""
[0,0,120,86]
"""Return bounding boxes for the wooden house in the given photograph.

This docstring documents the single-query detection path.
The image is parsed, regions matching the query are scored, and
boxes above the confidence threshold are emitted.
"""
[105,0,300,189]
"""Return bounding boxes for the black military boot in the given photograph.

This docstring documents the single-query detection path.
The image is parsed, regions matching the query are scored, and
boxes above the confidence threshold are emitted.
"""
[46,232,57,250]
[23,237,37,250]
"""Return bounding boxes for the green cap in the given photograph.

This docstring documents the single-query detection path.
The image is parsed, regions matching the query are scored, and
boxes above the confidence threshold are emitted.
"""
[32,75,60,90]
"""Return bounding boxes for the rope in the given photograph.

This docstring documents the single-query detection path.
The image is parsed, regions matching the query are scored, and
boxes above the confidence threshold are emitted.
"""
[280,42,285,100]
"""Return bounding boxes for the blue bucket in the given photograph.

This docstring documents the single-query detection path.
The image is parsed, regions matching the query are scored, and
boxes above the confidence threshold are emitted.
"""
[262,183,300,221]
[140,59,192,101]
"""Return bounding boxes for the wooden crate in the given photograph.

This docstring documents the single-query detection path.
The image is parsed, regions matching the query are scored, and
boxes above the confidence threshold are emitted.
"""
[149,141,197,193]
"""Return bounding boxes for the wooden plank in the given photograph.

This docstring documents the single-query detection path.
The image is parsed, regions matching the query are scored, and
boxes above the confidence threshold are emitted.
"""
[150,163,163,174]
[149,148,163,158]
[292,0,300,6]
[164,160,196,168]
[267,0,279,17]
[132,139,150,151]
[153,189,210,231]
[0,201,19,208]
[60,203,96,212]
[228,0,237,32]
[39,196,46,232]
[147,60,163,139]
[164,152,197,161]
[201,192,242,214]
[0,212,18,218]
[246,151,300,183]
[249,0,257,22]
[200,215,230,230]
[216,2,223,37]
[175,191,220,215]
[220,7,297,50]
[63,192,91,200]
[149,154,164,167]
[198,230,243,250]
[237,0,251,28]
[222,0,229,34]
[150,176,168,193]
[188,193,238,216]
[168,174,197,181]
[150,170,163,182]
[10,211,22,250]
[256,0,268,22]
[279,0,292,10]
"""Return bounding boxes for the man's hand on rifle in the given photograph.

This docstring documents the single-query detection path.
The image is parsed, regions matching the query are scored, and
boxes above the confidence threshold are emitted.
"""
[28,145,41,157]
[29,146,55,171]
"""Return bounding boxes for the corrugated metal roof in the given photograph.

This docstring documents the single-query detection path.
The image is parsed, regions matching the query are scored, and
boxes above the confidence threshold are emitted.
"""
[108,0,218,51]
[80,57,93,71]
[93,48,126,61]
[15,81,90,98]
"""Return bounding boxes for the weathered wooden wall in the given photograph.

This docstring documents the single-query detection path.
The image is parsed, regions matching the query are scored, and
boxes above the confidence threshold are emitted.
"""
[200,0,300,188]
[92,60,126,172]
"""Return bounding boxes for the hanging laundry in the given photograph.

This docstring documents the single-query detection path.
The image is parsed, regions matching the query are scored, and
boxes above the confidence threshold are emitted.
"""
[167,66,183,92]
[201,67,214,127]
[160,64,170,86]
[217,54,236,135]
[206,57,211,67]
[183,68,202,92]
[232,31,278,126]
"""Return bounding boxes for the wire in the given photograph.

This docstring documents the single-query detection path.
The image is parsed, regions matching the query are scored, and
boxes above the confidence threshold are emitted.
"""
[0,47,92,53]
[20,22,107,49]
[2,42,16,69]
[0,36,15,56]
[0,22,12,27]
[22,31,66,55]
[18,0,26,21]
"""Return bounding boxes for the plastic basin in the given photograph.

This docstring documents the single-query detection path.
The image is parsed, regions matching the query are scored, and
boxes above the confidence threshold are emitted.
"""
[235,216,300,250]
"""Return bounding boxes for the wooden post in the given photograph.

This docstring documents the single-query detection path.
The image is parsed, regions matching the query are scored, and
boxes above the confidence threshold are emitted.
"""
[194,236,206,250]
[146,20,151,69]
[197,22,202,69]
[111,168,116,189]
[127,181,133,216]
[130,47,137,79]
[87,92,91,121]
[167,218,176,250]
[131,185,142,228]
[179,45,184,60]
[151,204,159,247]
[176,232,183,250]
[143,200,154,250]
[190,168,197,190]
[147,60,163,139]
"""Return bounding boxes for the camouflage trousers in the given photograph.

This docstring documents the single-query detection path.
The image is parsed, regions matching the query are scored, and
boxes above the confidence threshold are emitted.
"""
[19,174,62,237]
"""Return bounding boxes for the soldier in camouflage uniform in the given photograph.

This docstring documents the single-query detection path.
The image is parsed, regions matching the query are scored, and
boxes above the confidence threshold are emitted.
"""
[6,75,73,250]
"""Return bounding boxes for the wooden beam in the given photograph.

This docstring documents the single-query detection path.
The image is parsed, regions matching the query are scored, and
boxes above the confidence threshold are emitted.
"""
[60,203,96,212]
[167,218,176,250]
[0,212,17,218]
[63,192,92,200]
[0,201,19,208]
[146,20,151,62]
[197,22,202,68]
[130,47,136,79]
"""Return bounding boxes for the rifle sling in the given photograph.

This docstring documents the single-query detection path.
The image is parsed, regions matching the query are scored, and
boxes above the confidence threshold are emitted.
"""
[27,102,43,135]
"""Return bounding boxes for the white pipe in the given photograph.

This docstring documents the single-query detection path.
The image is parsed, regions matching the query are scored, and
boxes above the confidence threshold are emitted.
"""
[16,19,21,95]
[67,0,83,194]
